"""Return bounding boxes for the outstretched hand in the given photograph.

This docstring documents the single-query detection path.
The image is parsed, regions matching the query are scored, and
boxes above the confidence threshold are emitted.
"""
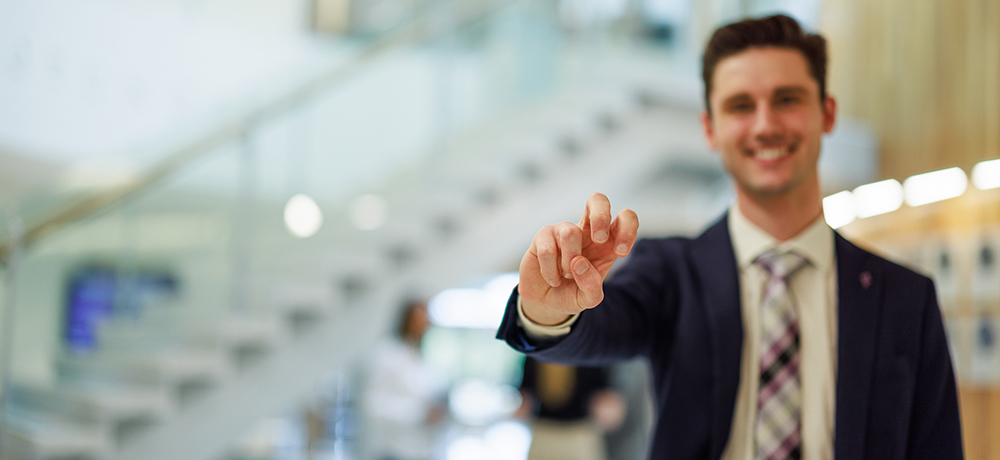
[518,193,639,325]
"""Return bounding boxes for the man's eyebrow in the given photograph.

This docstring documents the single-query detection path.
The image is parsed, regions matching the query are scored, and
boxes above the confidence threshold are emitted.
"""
[774,86,809,97]
[721,93,753,106]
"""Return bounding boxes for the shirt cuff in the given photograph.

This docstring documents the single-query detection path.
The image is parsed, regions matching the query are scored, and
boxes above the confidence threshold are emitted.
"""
[517,296,578,338]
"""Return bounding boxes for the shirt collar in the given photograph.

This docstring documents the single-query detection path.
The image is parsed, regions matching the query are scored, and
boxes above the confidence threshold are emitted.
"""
[727,204,834,272]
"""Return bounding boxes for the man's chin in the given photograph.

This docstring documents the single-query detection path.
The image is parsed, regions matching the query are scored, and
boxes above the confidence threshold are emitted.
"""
[736,180,798,200]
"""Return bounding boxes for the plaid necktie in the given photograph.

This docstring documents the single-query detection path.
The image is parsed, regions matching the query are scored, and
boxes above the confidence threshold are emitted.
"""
[754,249,808,460]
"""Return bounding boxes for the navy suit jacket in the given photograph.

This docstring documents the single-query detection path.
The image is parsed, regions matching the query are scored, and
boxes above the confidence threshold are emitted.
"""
[498,215,963,459]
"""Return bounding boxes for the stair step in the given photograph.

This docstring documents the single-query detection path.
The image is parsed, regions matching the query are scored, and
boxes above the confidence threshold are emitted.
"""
[57,348,232,387]
[9,381,173,427]
[2,406,113,460]
[98,312,285,353]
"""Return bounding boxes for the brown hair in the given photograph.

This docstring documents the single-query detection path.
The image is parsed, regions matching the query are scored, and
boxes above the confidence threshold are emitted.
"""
[395,299,428,342]
[702,14,827,114]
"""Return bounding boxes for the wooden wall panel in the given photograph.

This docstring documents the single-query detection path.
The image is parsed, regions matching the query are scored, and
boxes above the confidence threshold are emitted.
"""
[820,1,1000,458]
[821,0,1000,181]
[986,0,1000,161]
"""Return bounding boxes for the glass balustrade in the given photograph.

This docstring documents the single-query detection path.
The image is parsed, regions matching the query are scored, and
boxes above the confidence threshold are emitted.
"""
[0,0,691,458]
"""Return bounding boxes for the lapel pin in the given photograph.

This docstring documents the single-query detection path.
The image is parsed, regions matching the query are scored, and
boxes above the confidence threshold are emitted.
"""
[860,271,872,289]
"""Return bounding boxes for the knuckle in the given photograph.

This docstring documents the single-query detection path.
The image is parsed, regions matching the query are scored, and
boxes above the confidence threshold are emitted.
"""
[535,227,552,243]
[535,241,556,257]
[558,224,579,242]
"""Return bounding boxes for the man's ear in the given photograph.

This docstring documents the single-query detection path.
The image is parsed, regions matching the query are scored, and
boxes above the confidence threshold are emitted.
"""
[822,96,837,134]
[701,111,717,149]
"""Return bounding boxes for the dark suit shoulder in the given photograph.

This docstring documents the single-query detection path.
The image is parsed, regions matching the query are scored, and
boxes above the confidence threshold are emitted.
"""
[836,233,935,289]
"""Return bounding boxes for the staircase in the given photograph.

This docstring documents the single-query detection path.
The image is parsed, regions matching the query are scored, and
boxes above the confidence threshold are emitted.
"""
[0,1,878,459]
[0,83,714,460]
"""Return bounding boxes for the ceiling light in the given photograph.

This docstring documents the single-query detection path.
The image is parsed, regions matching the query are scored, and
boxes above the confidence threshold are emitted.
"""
[972,158,1000,190]
[903,167,967,207]
[822,190,856,229]
[853,179,904,218]
[283,194,323,238]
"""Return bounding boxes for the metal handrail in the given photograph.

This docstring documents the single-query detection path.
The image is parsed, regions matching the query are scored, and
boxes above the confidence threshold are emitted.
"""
[0,0,508,266]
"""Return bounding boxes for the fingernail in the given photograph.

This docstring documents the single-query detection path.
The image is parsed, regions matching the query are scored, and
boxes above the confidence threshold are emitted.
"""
[616,244,628,256]
[574,260,589,275]
[548,278,561,287]
[594,231,608,243]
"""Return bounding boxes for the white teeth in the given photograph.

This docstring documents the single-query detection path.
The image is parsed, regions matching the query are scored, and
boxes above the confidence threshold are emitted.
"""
[755,147,788,160]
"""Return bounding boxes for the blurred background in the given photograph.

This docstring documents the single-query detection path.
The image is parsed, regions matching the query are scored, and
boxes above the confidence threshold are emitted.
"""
[0,0,998,459]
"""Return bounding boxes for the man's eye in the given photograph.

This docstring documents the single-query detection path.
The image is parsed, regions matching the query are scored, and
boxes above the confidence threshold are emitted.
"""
[776,96,800,106]
[729,103,753,112]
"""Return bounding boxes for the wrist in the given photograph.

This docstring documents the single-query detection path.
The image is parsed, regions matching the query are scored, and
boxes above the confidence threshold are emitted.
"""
[520,299,573,326]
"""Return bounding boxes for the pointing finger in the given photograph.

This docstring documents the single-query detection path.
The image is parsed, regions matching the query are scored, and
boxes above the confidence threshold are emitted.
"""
[581,192,612,244]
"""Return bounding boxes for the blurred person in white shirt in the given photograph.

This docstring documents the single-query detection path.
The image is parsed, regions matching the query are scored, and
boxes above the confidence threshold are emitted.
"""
[361,300,448,460]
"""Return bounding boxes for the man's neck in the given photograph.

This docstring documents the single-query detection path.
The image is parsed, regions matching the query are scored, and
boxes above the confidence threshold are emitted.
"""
[736,188,823,242]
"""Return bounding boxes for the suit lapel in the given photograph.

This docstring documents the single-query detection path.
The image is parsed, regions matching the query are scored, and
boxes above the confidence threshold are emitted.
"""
[833,233,881,459]
[692,216,744,459]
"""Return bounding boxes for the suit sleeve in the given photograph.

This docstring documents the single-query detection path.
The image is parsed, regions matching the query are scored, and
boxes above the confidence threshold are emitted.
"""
[519,357,536,391]
[906,279,964,459]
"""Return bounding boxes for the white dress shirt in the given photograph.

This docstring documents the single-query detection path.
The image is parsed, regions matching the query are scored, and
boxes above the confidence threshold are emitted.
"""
[722,205,837,460]
[518,205,838,460]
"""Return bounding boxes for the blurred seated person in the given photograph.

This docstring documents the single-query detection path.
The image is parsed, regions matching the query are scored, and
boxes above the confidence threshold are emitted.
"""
[361,300,448,460]
[517,356,625,460]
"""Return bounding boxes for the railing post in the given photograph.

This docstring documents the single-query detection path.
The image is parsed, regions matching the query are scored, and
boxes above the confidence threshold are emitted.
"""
[232,126,259,314]
[0,207,24,459]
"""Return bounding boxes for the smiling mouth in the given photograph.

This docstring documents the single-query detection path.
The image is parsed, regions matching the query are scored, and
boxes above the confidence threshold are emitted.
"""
[749,145,795,160]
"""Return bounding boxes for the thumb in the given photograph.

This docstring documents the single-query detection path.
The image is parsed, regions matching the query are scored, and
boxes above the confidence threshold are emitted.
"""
[570,256,605,309]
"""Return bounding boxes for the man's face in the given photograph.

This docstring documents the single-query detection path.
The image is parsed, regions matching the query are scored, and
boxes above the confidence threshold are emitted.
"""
[701,47,836,201]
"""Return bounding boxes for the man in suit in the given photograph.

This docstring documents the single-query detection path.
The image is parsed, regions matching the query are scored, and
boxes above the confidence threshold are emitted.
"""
[496,14,963,460]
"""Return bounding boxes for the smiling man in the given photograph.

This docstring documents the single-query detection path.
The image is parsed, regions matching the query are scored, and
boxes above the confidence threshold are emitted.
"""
[496,14,963,460]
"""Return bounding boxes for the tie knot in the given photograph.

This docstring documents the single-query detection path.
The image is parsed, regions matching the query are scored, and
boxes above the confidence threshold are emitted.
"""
[755,249,808,281]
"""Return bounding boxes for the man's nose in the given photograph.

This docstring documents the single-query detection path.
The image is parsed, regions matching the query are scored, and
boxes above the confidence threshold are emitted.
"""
[752,105,782,140]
